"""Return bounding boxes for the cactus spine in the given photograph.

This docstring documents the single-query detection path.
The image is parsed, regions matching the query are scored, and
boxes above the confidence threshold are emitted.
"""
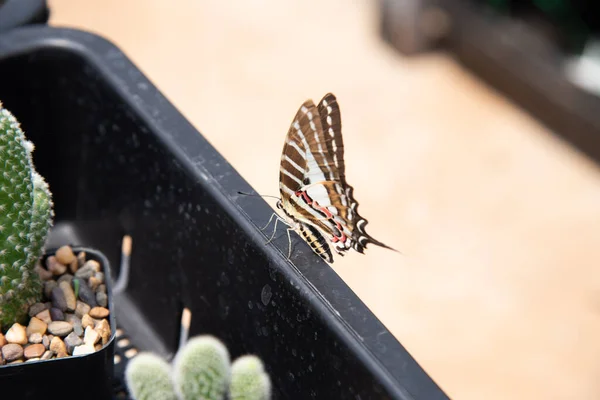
[0,103,54,328]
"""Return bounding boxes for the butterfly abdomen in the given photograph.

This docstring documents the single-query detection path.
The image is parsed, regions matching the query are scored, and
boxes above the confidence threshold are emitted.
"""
[298,223,333,263]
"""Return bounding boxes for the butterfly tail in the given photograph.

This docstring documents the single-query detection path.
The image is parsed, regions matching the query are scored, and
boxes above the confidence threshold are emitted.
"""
[346,185,400,254]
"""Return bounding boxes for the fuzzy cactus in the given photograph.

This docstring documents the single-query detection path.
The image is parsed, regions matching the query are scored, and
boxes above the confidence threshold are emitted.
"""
[229,355,272,400]
[172,335,231,400]
[125,335,272,400]
[0,103,54,328]
[125,352,178,400]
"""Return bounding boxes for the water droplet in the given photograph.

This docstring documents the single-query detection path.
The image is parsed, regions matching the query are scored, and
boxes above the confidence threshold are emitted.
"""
[268,268,277,282]
[220,272,230,286]
[261,284,272,306]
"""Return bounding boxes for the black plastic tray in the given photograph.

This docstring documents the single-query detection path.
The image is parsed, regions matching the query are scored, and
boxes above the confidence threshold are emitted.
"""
[0,26,449,399]
[0,247,116,400]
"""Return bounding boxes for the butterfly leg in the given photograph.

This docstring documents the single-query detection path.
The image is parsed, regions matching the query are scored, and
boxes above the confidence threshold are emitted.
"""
[260,212,278,231]
[264,214,291,245]
[264,216,281,245]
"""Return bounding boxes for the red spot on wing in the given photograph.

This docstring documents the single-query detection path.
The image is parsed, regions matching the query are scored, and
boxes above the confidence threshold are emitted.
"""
[295,189,348,244]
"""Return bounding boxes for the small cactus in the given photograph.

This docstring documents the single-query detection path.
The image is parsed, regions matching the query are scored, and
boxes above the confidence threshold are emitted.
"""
[125,352,178,400]
[0,103,54,328]
[172,335,231,400]
[229,355,272,400]
[124,335,272,400]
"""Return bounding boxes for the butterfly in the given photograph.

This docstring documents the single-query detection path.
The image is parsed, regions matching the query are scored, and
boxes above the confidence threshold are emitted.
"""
[263,93,398,263]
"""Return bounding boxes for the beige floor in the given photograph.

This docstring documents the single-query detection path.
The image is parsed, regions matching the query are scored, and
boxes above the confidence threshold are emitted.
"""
[49,1,600,399]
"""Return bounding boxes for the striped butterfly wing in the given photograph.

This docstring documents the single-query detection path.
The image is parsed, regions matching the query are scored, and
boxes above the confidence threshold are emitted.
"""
[278,93,397,263]
[317,93,397,255]
[278,99,339,262]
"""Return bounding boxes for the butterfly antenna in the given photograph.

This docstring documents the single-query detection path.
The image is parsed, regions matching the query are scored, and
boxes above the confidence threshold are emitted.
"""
[237,191,281,201]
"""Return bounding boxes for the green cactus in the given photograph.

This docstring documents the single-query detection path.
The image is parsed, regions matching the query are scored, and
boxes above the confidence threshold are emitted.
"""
[125,352,178,400]
[0,103,54,328]
[229,355,272,400]
[172,335,231,400]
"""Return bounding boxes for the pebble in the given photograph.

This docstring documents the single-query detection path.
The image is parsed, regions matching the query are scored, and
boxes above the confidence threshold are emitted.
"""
[47,321,73,337]
[50,308,65,321]
[88,260,101,272]
[26,317,47,336]
[35,309,52,324]
[81,314,94,329]
[44,280,57,299]
[0,350,3,365]
[83,326,100,345]
[78,280,97,307]
[75,301,91,318]
[94,271,104,283]
[57,274,74,285]
[72,343,95,356]
[29,333,43,344]
[0,333,7,347]
[51,286,68,312]
[74,262,96,280]
[76,251,86,268]
[73,321,83,337]
[24,343,45,359]
[2,344,23,361]
[97,284,106,295]
[64,332,83,354]
[28,302,47,317]
[56,272,74,283]
[34,264,53,281]
[69,258,79,274]
[59,280,77,311]
[55,245,76,265]
[49,337,67,355]
[5,323,28,345]
[89,307,109,319]
[88,276,100,291]
[95,319,111,345]
[65,314,83,336]
[41,350,53,360]
[46,256,67,275]
[96,292,108,308]
[26,357,40,362]
[42,335,50,348]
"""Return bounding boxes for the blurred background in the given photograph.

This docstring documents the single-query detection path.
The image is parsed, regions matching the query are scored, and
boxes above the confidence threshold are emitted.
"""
[49,1,600,399]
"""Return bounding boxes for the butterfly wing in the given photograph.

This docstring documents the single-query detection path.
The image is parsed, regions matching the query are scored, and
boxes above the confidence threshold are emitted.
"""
[317,93,397,255]
[278,99,339,262]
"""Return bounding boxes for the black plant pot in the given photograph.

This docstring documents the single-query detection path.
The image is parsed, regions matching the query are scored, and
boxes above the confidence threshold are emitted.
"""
[0,247,116,400]
[0,26,449,399]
